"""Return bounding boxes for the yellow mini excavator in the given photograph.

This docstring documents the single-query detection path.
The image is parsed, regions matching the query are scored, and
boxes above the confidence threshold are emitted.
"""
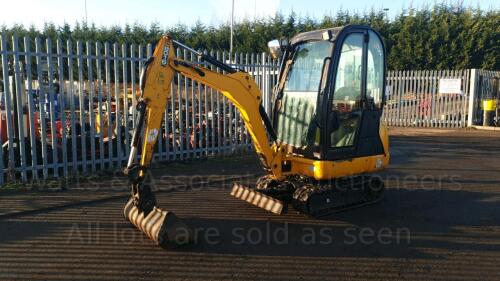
[123,25,390,248]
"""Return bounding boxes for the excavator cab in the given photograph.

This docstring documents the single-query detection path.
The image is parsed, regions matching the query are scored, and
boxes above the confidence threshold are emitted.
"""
[271,25,386,161]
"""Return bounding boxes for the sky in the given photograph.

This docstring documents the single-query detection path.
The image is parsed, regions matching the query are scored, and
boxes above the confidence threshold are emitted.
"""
[0,0,498,29]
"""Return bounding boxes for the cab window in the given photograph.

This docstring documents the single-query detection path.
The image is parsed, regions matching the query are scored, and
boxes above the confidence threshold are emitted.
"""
[367,31,384,109]
[330,33,363,148]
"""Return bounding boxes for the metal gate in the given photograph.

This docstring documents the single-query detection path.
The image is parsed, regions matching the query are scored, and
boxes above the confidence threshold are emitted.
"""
[383,70,472,128]
[469,70,500,126]
[0,34,276,184]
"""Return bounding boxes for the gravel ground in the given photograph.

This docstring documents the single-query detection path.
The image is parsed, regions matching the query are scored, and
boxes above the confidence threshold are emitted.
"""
[0,127,499,280]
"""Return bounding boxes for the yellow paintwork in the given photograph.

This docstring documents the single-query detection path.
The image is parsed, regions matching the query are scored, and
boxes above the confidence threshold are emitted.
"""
[283,123,390,179]
[482,99,497,111]
[137,34,389,181]
[138,36,176,168]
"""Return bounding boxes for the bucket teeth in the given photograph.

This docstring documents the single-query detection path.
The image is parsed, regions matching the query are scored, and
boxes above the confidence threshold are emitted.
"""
[124,198,193,248]
[230,183,286,214]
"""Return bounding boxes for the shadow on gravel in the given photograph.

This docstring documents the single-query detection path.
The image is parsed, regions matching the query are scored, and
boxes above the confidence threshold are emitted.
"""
[2,187,499,261]
[1,130,499,266]
[0,220,59,245]
[171,187,500,259]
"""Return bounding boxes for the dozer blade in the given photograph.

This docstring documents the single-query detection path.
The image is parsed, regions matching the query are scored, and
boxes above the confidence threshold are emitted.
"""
[124,198,193,248]
[230,183,286,215]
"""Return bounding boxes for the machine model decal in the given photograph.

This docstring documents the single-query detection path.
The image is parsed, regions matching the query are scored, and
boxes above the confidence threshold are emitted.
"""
[161,46,170,66]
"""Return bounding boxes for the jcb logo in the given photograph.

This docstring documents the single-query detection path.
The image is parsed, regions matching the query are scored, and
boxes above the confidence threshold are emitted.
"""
[161,46,169,66]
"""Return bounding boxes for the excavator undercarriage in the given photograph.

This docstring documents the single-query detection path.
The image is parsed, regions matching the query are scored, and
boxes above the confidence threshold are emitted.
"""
[232,173,385,216]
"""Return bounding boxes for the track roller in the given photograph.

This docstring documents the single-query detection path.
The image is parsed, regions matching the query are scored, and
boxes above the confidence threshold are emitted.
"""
[255,175,296,202]
[292,175,385,216]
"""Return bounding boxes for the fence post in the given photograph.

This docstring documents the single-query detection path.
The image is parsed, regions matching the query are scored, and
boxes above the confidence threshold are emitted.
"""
[467,69,477,127]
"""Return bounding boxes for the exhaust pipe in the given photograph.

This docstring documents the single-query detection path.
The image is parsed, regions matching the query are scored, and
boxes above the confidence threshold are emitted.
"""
[124,198,193,248]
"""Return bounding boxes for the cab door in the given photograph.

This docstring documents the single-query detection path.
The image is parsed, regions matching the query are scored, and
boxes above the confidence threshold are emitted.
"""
[324,27,386,160]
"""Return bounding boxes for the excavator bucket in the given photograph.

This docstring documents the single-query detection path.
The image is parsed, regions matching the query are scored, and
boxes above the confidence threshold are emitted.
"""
[124,198,193,248]
[230,183,286,215]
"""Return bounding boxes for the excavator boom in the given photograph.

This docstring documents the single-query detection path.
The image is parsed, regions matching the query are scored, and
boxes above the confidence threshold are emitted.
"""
[123,34,284,247]
[131,34,282,177]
